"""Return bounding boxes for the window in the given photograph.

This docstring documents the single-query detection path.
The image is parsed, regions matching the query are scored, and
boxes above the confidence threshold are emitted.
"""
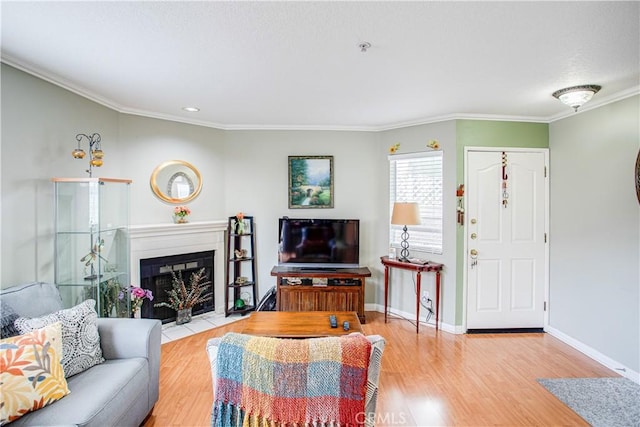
[389,151,443,254]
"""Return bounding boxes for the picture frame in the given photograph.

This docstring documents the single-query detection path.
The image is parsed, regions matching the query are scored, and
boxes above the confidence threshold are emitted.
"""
[288,155,334,208]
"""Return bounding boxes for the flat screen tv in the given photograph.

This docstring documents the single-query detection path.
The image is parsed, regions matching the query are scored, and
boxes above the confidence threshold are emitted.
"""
[278,218,360,269]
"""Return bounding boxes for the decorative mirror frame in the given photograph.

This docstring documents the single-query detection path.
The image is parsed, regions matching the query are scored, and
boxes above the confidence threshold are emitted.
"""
[636,149,640,204]
[150,160,203,204]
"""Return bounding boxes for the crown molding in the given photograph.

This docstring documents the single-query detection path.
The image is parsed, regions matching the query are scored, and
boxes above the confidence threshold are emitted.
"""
[4,55,638,132]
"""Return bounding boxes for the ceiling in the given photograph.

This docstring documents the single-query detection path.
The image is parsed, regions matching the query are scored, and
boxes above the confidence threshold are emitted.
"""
[1,1,639,131]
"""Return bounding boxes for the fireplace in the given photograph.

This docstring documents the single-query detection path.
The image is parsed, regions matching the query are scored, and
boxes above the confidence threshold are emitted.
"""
[140,251,215,323]
[129,220,227,318]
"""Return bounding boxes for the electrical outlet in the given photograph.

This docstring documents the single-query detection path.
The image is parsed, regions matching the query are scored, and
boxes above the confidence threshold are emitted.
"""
[421,291,430,305]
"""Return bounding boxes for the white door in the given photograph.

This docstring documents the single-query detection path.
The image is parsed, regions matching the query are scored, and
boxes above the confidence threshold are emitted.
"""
[466,149,547,329]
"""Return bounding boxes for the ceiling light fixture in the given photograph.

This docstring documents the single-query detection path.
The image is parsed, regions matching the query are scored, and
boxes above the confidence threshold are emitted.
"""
[552,84,601,112]
[358,42,371,53]
[182,107,200,112]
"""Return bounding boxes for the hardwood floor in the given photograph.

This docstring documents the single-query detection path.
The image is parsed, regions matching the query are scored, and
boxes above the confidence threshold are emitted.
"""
[144,311,616,426]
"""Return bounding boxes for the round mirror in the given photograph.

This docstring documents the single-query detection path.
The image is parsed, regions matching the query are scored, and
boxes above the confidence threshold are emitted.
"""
[150,160,202,204]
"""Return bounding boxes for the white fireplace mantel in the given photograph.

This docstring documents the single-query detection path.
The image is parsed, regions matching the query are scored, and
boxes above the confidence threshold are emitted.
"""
[129,220,227,314]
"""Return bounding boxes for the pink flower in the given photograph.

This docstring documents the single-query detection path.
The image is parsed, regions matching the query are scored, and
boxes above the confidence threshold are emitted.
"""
[124,286,153,315]
[174,206,191,217]
[131,287,146,299]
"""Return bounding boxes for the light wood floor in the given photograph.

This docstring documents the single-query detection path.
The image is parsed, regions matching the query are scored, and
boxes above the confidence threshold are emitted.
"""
[144,311,616,426]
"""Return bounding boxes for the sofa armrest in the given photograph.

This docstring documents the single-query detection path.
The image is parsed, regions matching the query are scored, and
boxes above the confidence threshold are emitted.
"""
[97,318,161,360]
[97,318,162,406]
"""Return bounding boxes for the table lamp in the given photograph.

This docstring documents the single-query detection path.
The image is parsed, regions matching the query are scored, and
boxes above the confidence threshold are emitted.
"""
[391,202,421,262]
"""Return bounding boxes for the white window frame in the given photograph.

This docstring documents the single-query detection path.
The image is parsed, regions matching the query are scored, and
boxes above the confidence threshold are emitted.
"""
[389,151,443,255]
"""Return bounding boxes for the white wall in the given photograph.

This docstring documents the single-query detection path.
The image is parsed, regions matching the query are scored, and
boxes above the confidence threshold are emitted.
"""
[0,65,386,305]
[118,114,226,225]
[549,95,640,376]
[222,130,381,302]
[1,64,121,285]
[376,121,459,330]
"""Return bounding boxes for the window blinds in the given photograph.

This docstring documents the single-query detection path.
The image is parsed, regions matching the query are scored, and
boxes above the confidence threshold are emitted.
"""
[389,151,443,254]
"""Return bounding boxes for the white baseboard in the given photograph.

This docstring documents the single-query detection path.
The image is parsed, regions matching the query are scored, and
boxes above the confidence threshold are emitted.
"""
[364,303,460,334]
[545,325,639,384]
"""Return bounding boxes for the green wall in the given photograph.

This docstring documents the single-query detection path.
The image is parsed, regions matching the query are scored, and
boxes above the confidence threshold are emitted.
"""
[454,120,549,325]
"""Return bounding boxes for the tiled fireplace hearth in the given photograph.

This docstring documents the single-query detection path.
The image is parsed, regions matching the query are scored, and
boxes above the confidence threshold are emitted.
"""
[129,220,227,316]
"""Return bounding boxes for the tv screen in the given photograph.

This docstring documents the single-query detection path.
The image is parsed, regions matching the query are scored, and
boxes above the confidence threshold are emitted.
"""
[278,218,360,269]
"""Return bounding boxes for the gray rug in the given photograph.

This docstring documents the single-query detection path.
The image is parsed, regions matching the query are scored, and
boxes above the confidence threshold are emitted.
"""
[538,377,640,426]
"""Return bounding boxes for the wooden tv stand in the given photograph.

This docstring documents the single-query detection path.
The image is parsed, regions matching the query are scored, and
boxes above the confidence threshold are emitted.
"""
[271,266,371,323]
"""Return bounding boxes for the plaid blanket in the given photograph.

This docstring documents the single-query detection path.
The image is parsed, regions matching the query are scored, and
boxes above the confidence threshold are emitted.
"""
[212,332,372,427]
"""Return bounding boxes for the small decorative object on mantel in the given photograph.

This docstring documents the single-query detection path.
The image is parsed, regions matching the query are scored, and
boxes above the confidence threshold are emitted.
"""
[120,286,153,319]
[234,211,245,234]
[154,267,213,325]
[173,205,191,223]
[234,249,248,259]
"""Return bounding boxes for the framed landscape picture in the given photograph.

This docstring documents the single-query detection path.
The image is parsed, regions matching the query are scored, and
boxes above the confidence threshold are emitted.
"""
[288,155,334,209]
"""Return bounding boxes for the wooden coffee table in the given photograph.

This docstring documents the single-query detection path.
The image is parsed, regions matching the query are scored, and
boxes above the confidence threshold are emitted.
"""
[242,311,363,338]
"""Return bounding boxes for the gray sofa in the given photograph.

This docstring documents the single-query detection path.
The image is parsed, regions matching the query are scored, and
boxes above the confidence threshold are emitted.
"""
[0,282,162,426]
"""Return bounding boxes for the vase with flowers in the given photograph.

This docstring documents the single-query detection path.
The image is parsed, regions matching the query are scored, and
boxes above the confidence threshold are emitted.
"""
[154,268,213,325]
[120,286,154,318]
[234,211,245,234]
[173,206,191,223]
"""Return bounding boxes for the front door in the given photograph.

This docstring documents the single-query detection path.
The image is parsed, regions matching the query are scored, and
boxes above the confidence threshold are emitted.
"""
[465,149,548,329]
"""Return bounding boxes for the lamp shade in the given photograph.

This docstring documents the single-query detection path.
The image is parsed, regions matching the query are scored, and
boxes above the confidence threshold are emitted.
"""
[391,202,421,226]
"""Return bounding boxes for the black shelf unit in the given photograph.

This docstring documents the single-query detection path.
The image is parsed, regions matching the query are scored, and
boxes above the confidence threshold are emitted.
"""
[225,215,258,316]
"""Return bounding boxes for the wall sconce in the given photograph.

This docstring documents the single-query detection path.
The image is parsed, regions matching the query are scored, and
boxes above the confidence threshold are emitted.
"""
[391,202,421,262]
[72,133,103,176]
[552,85,601,112]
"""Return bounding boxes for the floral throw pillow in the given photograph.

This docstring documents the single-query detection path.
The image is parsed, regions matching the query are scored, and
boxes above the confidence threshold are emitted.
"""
[0,322,70,425]
[15,299,104,378]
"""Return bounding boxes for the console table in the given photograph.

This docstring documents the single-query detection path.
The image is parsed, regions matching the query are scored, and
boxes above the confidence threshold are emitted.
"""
[271,266,371,323]
[380,256,444,333]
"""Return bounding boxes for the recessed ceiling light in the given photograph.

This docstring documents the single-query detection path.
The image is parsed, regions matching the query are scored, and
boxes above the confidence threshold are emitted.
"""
[358,42,371,53]
[182,107,200,112]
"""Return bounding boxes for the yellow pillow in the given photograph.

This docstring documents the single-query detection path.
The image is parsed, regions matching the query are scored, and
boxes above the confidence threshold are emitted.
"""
[0,322,70,425]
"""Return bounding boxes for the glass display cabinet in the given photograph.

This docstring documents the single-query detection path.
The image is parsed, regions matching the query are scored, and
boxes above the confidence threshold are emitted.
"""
[52,178,132,317]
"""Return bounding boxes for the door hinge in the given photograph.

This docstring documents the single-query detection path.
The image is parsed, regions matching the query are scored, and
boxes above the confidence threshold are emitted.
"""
[544,301,547,311]
[544,166,547,177]
[544,233,547,243]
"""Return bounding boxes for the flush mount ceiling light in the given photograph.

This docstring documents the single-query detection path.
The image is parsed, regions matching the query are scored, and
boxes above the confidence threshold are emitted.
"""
[182,106,200,112]
[552,84,601,112]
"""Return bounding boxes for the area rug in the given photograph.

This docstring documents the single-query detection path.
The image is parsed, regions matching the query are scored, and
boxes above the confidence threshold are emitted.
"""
[537,377,640,426]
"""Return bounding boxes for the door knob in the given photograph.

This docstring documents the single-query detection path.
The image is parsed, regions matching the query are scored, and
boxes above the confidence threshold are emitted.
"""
[470,218,477,224]
[470,249,478,256]
[470,233,477,239]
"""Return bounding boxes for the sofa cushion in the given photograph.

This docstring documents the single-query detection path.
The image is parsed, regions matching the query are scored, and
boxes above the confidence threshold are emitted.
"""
[6,358,150,427]
[0,322,70,425]
[0,282,64,318]
[0,300,20,339]
[15,299,104,378]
